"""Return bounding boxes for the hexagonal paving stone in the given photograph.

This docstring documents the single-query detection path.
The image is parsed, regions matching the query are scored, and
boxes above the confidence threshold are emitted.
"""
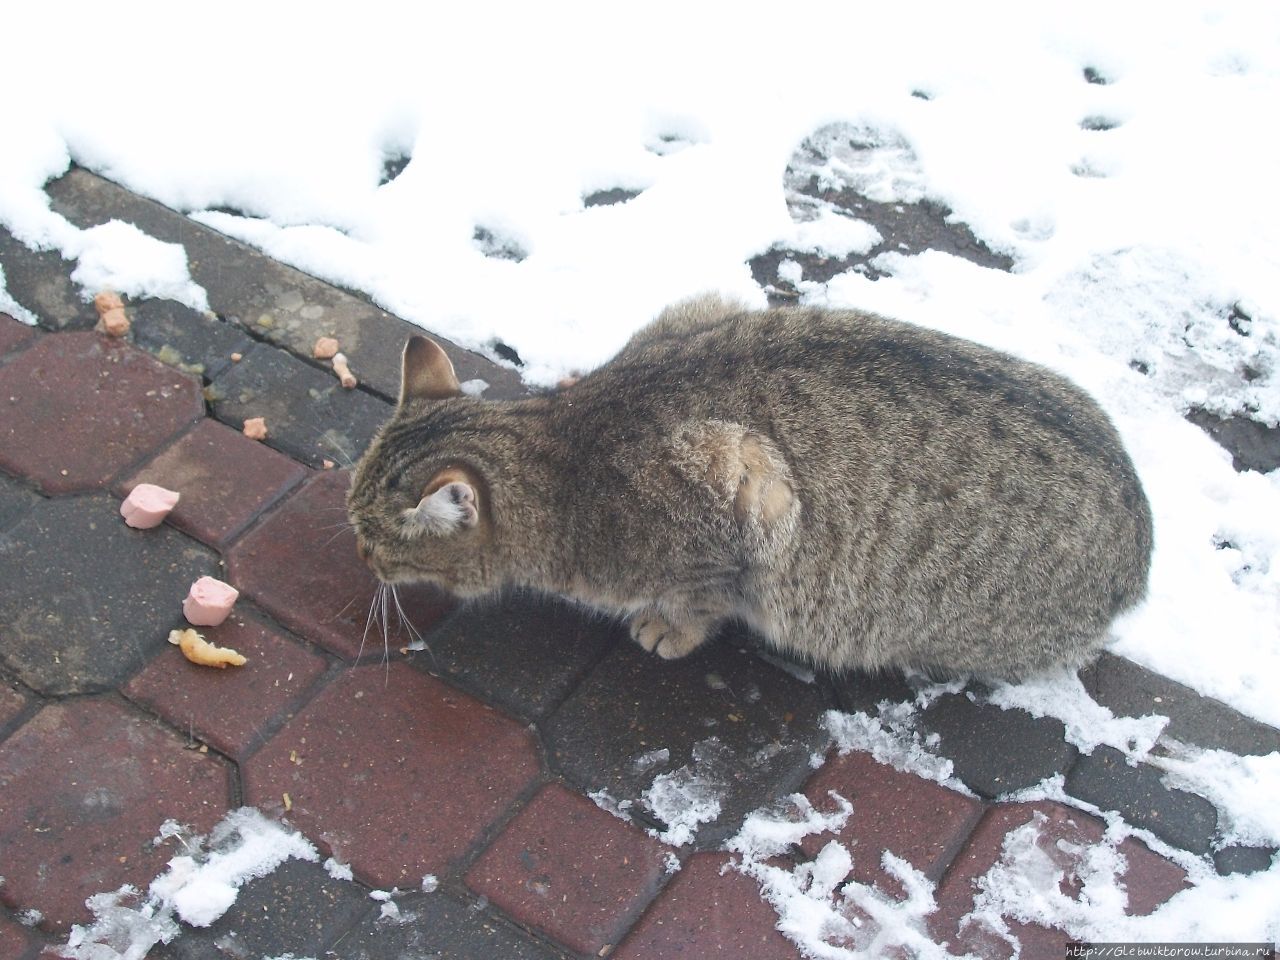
[125,298,253,384]
[406,595,619,722]
[124,608,329,760]
[1065,745,1219,856]
[0,331,203,494]
[148,858,369,960]
[613,852,803,959]
[120,417,308,549]
[227,469,453,659]
[920,692,1078,799]
[465,782,671,956]
[207,342,391,468]
[0,494,218,695]
[336,892,563,960]
[0,697,232,932]
[799,749,984,895]
[544,631,830,849]
[0,473,41,533]
[242,662,540,888]
[929,801,1188,958]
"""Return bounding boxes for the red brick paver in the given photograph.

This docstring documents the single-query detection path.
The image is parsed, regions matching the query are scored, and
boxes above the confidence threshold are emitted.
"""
[123,611,329,760]
[0,332,203,494]
[930,801,1189,958]
[613,852,802,959]
[0,312,38,355]
[801,750,984,896]
[120,417,308,548]
[228,470,454,659]
[466,782,671,956]
[0,697,231,932]
[243,662,539,888]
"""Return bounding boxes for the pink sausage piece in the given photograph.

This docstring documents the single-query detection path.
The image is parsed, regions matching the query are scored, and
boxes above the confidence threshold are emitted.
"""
[183,576,240,627]
[120,483,181,529]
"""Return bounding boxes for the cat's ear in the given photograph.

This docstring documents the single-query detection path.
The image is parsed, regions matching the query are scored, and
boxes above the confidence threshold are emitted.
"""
[405,481,479,534]
[400,335,462,404]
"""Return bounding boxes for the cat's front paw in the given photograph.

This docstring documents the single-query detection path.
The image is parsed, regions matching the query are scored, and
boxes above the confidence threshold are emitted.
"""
[629,613,707,660]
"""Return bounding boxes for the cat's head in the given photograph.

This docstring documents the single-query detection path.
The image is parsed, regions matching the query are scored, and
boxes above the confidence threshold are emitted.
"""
[347,336,501,597]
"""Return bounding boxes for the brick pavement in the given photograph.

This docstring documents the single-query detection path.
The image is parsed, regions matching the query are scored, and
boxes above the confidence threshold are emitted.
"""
[0,168,1276,958]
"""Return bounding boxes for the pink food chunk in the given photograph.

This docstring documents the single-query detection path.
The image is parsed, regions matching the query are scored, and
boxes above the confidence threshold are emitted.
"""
[183,576,240,626]
[120,483,181,528]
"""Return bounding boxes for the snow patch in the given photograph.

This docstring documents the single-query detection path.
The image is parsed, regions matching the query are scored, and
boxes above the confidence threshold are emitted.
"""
[57,808,317,959]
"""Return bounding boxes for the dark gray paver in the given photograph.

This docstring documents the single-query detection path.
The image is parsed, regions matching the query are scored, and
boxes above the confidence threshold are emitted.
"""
[0,493,218,695]
[46,166,529,402]
[920,692,1078,799]
[334,892,563,960]
[1081,651,1280,756]
[1187,408,1280,474]
[751,122,1014,302]
[1065,745,1219,856]
[0,678,30,738]
[824,667,916,716]
[0,474,40,534]
[149,858,369,960]
[207,342,391,468]
[0,227,90,330]
[126,297,254,382]
[545,628,830,849]
[0,332,204,494]
[1213,844,1276,876]
[408,594,619,721]
[0,697,232,933]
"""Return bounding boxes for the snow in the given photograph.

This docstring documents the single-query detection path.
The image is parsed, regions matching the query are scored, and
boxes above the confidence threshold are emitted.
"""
[2,3,1278,725]
[58,808,317,959]
[3,1,1279,953]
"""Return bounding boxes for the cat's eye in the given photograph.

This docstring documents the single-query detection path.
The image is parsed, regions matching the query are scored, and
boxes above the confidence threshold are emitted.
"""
[385,471,404,492]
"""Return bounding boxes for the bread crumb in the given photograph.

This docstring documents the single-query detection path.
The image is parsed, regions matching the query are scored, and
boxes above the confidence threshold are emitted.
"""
[168,628,247,668]
[243,417,268,440]
[93,290,130,337]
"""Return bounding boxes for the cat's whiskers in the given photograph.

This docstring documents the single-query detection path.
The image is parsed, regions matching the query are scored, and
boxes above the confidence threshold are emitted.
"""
[358,582,383,661]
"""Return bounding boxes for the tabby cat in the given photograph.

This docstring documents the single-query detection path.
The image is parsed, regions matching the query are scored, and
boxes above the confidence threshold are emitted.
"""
[348,295,1152,679]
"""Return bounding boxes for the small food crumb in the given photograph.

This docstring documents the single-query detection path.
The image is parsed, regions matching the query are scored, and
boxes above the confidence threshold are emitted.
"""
[183,575,240,626]
[230,352,243,362]
[283,792,292,812]
[322,459,336,470]
[93,290,130,337]
[313,336,340,359]
[168,627,247,668]
[332,352,358,389]
[243,416,268,440]
[120,483,181,529]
